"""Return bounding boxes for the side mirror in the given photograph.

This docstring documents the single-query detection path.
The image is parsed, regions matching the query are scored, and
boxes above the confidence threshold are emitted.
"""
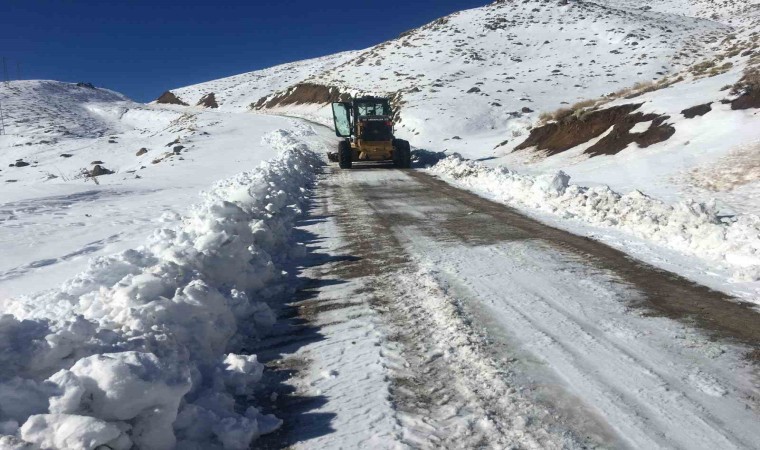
[332,102,352,138]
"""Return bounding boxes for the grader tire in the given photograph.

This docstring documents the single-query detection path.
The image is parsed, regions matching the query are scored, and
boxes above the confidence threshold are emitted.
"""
[338,140,352,169]
[395,140,411,169]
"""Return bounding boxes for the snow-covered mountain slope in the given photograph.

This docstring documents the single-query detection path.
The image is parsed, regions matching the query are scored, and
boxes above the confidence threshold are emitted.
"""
[0,80,315,297]
[597,0,760,24]
[168,51,359,111]
[0,80,130,139]
[163,0,759,219]
[1,80,190,186]
[296,0,726,139]
[172,0,727,142]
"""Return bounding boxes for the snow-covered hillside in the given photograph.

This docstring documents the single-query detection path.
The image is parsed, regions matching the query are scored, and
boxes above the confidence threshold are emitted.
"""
[163,0,759,215]
[0,81,129,139]
[166,0,733,145]
[169,51,359,112]
[598,0,760,23]
[299,0,728,143]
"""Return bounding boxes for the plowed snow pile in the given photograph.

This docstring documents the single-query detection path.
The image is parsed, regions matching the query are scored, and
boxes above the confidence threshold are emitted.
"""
[431,155,760,284]
[0,130,320,449]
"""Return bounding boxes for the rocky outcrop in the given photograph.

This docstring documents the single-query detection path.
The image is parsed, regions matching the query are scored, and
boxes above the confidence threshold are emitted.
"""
[155,91,188,106]
[197,93,219,108]
[89,165,114,177]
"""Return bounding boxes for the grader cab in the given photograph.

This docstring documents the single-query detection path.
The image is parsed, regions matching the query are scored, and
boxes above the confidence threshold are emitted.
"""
[331,97,411,169]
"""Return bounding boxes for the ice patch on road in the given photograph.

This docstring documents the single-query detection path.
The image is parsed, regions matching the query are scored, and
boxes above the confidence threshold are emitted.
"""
[0,129,321,449]
[431,155,760,284]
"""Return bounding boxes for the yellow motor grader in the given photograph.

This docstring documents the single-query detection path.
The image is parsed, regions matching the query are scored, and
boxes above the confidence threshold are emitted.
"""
[331,97,411,169]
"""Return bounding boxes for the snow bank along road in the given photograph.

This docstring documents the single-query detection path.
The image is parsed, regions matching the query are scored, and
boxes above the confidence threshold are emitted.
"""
[257,158,760,449]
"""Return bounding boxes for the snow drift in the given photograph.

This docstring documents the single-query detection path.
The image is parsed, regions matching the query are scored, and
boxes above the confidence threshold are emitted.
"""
[431,155,760,283]
[0,129,321,449]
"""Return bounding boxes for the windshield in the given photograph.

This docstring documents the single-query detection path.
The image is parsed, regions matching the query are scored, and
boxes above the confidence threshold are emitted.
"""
[356,100,391,117]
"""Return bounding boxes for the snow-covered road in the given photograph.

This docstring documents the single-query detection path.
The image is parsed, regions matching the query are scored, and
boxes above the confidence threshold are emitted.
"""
[261,160,760,449]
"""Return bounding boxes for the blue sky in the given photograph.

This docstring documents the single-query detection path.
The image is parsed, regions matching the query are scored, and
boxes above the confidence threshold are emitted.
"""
[1,0,487,102]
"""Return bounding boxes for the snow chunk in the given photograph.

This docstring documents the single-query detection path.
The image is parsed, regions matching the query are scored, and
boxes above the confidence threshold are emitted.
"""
[20,414,131,450]
[47,352,191,450]
[533,171,571,196]
[219,354,265,395]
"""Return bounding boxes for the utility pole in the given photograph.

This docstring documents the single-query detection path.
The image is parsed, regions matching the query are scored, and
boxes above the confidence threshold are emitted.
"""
[0,100,6,136]
[16,61,21,80]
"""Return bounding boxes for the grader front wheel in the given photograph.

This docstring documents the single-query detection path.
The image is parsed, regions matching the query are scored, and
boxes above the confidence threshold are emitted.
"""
[338,140,352,169]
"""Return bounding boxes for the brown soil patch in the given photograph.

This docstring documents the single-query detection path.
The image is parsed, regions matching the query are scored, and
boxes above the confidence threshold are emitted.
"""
[731,89,760,110]
[516,104,675,157]
[681,102,713,118]
[155,91,188,106]
[196,93,218,108]
[730,67,760,110]
[252,83,351,110]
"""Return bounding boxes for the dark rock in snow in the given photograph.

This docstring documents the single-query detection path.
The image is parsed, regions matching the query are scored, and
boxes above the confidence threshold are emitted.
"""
[197,93,219,108]
[155,91,189,106]
[136,148,148,156]
[681,103,712,118]
[90,165,114,177]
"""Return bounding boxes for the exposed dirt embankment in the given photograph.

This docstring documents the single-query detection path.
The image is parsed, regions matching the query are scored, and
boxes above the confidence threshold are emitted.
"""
[155,91,188,106]
[516,104,675,157]
[252,83,350,110]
